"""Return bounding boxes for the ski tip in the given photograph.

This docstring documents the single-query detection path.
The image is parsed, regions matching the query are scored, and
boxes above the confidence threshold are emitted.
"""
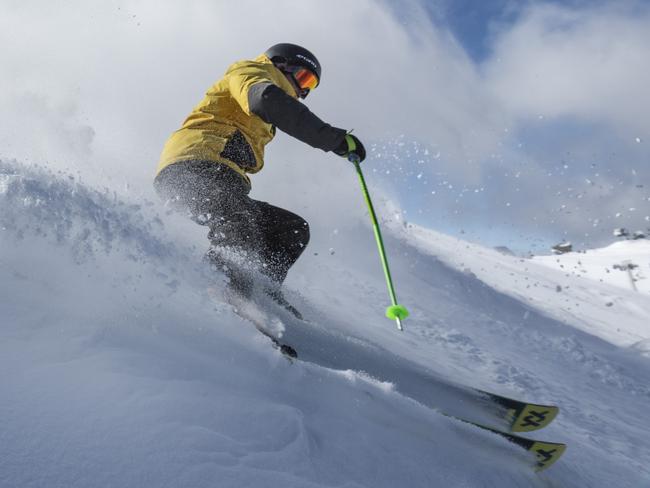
[510,404,560,433]
[530,441,567,472]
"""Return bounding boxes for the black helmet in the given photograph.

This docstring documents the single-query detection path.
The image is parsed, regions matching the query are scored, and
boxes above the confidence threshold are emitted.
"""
[265,43,322,82]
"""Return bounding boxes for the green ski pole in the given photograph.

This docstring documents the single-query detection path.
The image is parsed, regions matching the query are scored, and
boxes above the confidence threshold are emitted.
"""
[349,153,409,331]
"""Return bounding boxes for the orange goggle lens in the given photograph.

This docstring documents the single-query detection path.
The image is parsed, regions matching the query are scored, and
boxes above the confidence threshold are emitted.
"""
[293,68,319,91]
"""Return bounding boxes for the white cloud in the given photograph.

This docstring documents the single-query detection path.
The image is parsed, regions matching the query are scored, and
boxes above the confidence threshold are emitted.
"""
[0,0,648,249]
[0,0,508,183]
[485,3,650,135]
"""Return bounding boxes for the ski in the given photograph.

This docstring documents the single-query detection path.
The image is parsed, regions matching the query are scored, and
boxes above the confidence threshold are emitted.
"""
[477,391,559,433]
[250,329,568,469]
[506,434,566,472]
[429,394,565,471]
[217,289,566,469]
[472,423,567,472]
[257,311,561,434]
[430,400,566,471]
[261,296,562,435]
[263,304,561,434]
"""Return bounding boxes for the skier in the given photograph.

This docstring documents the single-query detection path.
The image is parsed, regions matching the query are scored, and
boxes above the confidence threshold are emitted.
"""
[154,43,366,314]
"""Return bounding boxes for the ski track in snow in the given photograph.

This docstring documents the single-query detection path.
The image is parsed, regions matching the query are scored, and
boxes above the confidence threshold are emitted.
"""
[1,161,650,488]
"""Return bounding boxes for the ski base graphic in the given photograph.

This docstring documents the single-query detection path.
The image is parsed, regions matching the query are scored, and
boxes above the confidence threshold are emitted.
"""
[482,392,560,433]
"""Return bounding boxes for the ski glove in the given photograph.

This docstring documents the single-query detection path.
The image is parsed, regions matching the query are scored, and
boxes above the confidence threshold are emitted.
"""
[333,134,366,163]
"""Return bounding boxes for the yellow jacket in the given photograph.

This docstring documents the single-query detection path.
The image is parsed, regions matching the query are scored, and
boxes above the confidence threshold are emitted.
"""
[156,54,297,185]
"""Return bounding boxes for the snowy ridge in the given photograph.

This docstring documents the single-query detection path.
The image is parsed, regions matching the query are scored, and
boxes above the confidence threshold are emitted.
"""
[2,161,650,487]
[533,241,650,296]
[399,221,650,349]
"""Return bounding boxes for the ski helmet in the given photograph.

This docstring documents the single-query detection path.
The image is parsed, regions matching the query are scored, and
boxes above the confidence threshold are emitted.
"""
[265,43,322,83]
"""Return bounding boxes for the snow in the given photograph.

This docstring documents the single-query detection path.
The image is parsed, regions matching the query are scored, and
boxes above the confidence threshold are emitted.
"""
[2,161,650,487]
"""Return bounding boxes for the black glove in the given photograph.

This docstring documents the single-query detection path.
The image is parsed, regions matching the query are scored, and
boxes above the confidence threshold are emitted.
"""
[333,134,366,163]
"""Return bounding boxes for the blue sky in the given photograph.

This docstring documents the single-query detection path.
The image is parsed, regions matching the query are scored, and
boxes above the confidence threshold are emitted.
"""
[430,0,616,61]
[425,0,523,61]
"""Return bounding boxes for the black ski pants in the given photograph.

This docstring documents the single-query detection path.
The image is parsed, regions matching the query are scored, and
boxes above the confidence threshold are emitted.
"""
[154,160,310,285]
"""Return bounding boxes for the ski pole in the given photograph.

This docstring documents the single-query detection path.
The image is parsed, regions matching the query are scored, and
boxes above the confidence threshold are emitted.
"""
[349,153,409,331]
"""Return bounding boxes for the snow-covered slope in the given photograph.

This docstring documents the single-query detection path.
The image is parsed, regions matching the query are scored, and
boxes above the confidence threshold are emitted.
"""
[2,161,649,487]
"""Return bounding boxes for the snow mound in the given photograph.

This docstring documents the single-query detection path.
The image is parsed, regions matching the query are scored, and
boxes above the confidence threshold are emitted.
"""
[0,162,543,486]
[2,161,650,487]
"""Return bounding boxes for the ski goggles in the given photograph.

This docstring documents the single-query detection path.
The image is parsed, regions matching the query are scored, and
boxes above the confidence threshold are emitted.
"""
[290,68,319,98]
[294,68,319,91]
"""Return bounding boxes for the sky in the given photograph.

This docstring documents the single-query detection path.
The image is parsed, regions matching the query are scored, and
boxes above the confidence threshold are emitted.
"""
[0,0,649,253]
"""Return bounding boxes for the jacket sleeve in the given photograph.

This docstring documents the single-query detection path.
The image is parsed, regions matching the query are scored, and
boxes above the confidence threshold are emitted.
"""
[247,82,347,152]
